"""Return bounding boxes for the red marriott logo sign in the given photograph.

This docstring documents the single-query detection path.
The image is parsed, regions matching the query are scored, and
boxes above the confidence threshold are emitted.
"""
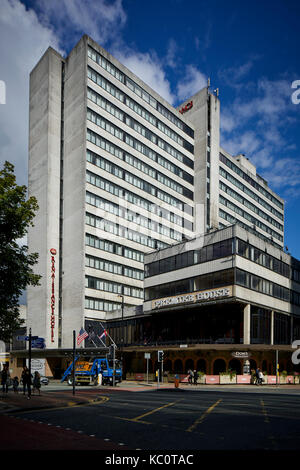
[50,248,57,342]
[179,101,193,114]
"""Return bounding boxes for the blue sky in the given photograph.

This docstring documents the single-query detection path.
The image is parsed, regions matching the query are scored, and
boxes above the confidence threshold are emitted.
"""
[0,0,299,258]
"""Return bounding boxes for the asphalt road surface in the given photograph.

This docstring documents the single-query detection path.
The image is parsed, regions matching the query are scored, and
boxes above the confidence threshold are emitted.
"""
[2,388,300,452]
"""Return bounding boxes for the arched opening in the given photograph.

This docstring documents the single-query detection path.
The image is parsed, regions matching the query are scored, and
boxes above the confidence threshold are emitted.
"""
[197,359,207,373]
[228,359,242,375]
[164,359,172,373]
[174,359,183,373]
[262,360,268,373]
[250,359,257,372]
[213,358,226,374]
[185,358,194,373]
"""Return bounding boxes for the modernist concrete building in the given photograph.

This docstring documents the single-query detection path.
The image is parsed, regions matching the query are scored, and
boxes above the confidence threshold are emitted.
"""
[22,34,299,377]
[27,35,195,350]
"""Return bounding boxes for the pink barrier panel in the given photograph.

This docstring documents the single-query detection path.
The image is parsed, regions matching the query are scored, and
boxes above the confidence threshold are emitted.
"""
[286,376,294,384]
[135,373,144,381]
[180,375,189,383]
[237,375,251,384]
[205,375,220,384]
[268,376,277,384]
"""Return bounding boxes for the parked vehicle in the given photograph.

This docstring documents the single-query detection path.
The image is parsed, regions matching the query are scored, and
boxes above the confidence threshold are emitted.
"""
[60,356,122,386]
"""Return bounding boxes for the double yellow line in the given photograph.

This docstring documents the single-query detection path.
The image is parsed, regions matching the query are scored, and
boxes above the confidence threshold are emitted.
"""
[118,400,182,424]
[186,399,222,432]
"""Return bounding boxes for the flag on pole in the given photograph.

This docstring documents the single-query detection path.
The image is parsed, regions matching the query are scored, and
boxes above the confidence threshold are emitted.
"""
[98,328,108,341]
[77,328,88,346]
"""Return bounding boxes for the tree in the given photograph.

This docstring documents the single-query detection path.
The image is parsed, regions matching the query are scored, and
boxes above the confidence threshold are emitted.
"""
[0,161,41,342]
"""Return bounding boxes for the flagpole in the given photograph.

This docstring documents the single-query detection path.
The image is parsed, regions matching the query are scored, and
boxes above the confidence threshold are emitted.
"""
[99,321,117,347]
[72,330,76,396]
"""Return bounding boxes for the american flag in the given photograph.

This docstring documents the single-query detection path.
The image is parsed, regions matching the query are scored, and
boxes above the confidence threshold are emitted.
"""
[77,328,88,346]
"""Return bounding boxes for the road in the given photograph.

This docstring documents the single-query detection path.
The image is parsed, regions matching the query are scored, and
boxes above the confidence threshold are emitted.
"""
[2,387,300,452]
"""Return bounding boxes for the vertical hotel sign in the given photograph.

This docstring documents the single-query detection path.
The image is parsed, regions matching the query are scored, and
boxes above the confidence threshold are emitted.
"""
[50,248,57,342]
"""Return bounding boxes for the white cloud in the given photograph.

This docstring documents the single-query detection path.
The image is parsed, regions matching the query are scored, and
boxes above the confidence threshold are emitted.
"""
[220,76,299,199]
[176,65,207,102]
[0,0,61,186]
[114,48,175,104]
[37,0,126,46]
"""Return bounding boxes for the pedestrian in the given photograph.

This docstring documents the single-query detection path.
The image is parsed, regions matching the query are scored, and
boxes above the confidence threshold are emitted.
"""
[193,370,198,385]
[259,370,264,385]
[255,368,260,386]
[32,371,41,396]
[188,369,193,385]
[21,366,32,399]
[12,376,19,393]
[1,365,10,395]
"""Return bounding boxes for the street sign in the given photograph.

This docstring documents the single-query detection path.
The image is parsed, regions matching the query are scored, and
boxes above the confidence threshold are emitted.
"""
[16,335,27,341]
[32,338,45,349]
[144,353,151,359]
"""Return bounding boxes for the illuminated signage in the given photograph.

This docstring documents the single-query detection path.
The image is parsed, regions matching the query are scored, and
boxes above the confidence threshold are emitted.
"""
[50,248,57,342]
[152,286,232,309]
[179,101,193,114]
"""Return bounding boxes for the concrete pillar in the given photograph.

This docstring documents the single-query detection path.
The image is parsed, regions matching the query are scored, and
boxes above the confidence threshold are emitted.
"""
[243,304,251,345]
[270,311,274,345]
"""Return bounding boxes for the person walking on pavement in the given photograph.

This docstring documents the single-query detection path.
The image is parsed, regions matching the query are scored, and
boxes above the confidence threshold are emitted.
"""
[188,369,193,385]
[1,364,10,395]
[12,376,19,393]
[255,367,260,385]
[21,366,32,399]
[193,370,198,385]
[32,371,41,396]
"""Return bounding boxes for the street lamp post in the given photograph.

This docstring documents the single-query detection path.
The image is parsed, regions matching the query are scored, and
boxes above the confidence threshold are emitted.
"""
[118,294,124,380]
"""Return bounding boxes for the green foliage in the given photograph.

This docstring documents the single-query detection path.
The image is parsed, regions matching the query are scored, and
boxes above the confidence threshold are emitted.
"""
[0,161,41,342]
[220,369,237,379]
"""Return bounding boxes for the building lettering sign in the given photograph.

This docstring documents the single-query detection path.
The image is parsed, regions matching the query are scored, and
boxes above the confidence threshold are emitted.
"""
[231,351,251,359]
[179,101,193,114]
[50,248,57,343]
[152,286,232,310]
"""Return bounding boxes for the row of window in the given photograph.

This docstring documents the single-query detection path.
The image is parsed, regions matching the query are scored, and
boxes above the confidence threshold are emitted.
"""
[85,297,121,312]
[236,239,290,278]
[219,181,283,231]
[87,126,193,189]
[219,195,283,242]
[87,86,193,153]
[87,130,191,211]
[87,109,193,199]
[236,268,290,303]
[219,213,283,250]
[87,105,193,171]
[219,167,283,221]
[87,47,194,136]
[86,254,144,280]
[145,266,300,307]
[86,275,144,299]
[219,153,284,210]
[86,168,191,229]
[145,238,233,278]
[86,191,183,242]
[145,269,234,301]
[86,212,169,250]
[86,152,191,227]
[86,233,144,263]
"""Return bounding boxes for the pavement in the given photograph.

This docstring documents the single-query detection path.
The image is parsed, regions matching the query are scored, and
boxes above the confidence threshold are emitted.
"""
[1,380,299,414]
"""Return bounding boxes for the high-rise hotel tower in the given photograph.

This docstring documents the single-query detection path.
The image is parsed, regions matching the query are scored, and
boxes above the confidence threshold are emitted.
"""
[27,35,284,349]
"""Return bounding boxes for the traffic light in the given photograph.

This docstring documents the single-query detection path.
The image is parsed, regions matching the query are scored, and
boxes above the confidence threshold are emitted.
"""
[158,350,164,362]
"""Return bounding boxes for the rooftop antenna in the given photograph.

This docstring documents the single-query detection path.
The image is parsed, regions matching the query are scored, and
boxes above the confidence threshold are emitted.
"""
[207,77,211,88]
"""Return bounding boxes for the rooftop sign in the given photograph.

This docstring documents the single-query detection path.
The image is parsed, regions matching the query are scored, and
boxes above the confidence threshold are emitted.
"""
[179,101,193,114]
[152,286,232,310]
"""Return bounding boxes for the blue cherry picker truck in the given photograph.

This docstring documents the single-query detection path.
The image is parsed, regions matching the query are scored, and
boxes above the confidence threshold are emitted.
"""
[60,355,122,386]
